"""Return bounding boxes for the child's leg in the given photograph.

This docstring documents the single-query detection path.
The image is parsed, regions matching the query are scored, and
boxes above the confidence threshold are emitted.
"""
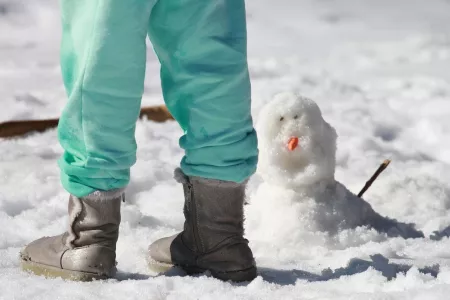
[147,0,258,282]
[148,0,258,183]
[19,0,156,281]
[58,0,154,197]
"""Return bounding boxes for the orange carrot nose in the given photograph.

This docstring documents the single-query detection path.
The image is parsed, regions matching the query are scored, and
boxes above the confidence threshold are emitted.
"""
[287,137,299,151]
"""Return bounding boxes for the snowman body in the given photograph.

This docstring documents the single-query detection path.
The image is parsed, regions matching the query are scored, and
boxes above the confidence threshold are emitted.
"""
[247,93,423,241]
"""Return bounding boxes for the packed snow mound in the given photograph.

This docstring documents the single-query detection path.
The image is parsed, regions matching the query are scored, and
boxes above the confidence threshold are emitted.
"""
[248,93,423,243]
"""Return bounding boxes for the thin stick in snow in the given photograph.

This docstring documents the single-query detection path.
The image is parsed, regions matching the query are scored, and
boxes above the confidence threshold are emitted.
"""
[358,159,391,198]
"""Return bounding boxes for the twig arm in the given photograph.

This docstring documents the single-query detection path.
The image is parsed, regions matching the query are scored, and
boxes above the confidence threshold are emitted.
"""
[358,159,391,198]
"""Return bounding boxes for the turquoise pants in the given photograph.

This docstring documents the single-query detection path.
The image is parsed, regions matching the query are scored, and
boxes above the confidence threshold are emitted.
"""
[58,0,258,197]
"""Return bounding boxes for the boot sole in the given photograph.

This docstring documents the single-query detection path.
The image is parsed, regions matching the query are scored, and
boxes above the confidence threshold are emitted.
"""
[146,258,175,274]
[148,258,257,282]
[187,266,258,282]
[21,260,110,282]
[212,266,257,282]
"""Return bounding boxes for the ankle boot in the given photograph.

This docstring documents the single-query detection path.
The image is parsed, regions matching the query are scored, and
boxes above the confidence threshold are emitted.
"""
[148,169,257,282]
[20,190,123,281]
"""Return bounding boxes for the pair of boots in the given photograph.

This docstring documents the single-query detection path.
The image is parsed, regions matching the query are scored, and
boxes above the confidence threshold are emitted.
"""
[20,170,257,282]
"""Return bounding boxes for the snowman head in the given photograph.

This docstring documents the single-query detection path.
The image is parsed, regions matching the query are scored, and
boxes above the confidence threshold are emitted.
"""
[257,93,337,189]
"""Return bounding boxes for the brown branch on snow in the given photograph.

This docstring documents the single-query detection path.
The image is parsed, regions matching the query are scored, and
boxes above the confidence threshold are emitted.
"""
[0,119,59,139]
[139,105,174,123]
[0,105,174,139]
[358,159,391,198]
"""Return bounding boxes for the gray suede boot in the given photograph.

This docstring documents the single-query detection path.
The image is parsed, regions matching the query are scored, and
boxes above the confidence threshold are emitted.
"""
[148,169,257,282]
[20,190,123,281]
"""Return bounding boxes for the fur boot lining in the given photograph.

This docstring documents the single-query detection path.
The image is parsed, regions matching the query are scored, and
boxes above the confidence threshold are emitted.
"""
[174,168,188,184]
[175,168,247,188]
[82,188,125,201]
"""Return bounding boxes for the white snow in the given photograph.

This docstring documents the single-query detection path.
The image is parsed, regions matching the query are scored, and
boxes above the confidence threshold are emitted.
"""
[2,0,450,299]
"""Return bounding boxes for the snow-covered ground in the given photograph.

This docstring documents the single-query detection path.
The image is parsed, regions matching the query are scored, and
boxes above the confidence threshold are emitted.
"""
[2,0,450,299]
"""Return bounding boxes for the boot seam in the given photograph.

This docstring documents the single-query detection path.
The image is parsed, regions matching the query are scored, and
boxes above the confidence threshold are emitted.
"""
[194,187,205,253]
[67,196,84,249]
[199,235,247,256]
[60,248,69,269]
[187,181,204,253]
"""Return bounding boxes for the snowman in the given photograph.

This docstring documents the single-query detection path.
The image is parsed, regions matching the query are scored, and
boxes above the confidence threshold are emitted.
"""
[246,93,423,242]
